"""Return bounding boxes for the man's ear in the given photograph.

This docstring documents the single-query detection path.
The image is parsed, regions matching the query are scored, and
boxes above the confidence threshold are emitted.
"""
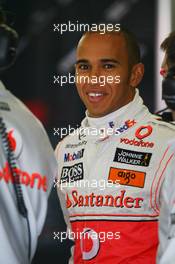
[129,63,144,87]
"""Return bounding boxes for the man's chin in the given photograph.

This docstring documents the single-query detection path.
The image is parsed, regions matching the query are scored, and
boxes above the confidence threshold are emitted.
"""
[87,109,109,118]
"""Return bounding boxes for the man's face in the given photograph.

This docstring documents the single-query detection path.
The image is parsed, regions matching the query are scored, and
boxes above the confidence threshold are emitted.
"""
[75,32,144,117]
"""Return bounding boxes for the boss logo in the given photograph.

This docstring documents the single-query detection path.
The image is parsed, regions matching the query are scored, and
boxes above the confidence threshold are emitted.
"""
[61,162,84,183]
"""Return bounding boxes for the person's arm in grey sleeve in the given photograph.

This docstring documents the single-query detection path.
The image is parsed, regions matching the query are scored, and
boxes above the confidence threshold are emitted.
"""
[157,152,175,264]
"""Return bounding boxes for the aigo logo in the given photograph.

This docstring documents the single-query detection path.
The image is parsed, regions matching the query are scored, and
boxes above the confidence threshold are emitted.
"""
[109,167,146,188]
[135,125,153,140]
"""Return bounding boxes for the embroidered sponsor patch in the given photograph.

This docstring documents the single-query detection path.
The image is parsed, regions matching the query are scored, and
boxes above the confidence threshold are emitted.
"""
[120,137,154,148]
[135,125,153,139]
[66,189,143,209]
[113,148,152,167]
[65,141,87,148]
[108,167,146,188]
[64,149,84,162]
[61,162,84,182]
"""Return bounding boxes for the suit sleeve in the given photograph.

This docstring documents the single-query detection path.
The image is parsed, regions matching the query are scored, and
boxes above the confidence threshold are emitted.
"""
[158,153,175,264]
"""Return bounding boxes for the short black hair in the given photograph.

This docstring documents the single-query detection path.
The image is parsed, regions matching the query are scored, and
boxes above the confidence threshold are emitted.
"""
[161,31,175,67]
[120,27,141,68]
[82,25,141,69]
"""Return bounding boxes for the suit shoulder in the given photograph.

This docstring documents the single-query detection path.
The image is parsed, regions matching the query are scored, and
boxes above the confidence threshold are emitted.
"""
[150,115,175,131]
[149,116,175,143]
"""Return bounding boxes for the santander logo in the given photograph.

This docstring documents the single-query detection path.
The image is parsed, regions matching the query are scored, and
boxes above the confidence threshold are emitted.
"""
[66,190,143,209]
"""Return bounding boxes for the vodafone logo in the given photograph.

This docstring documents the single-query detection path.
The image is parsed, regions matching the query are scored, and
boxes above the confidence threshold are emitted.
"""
[80,228,100,261]
[120,137,154,148]
[135,125,153,140]
[0,162,47,191]
[120,126,154,149]
[7,128,23,158]
[7,129,16,151]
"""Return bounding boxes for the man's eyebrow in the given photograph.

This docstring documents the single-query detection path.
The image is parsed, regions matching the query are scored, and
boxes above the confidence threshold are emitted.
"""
[100,59,120,64]
[75,58,120,65]
[75,59,89,65]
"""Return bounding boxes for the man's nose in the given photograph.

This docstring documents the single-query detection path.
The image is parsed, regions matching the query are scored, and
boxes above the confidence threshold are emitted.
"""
[89,66,101,77]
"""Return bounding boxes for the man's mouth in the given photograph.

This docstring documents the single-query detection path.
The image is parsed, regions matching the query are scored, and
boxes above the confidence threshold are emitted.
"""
[87,92,106,103]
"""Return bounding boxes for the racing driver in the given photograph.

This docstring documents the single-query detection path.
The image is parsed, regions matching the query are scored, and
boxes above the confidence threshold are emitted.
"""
[55,28,175,264]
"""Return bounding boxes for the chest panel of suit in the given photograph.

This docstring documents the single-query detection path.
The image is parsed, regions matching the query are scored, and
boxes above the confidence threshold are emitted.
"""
[58,125,169,221]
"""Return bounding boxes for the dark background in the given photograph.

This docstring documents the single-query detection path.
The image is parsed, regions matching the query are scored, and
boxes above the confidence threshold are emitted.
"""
[0,0,156,263]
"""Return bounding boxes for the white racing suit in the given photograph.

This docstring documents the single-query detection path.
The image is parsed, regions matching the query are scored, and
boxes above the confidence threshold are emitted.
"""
[0,81,57,264]
[55,89,175,264]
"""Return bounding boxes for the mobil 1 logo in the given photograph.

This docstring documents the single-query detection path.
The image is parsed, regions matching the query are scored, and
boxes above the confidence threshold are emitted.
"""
[114,148,152,167]
[60,162,84,183]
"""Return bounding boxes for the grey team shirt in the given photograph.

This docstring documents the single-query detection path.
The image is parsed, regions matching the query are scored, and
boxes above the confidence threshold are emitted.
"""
[0,82,57,264]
